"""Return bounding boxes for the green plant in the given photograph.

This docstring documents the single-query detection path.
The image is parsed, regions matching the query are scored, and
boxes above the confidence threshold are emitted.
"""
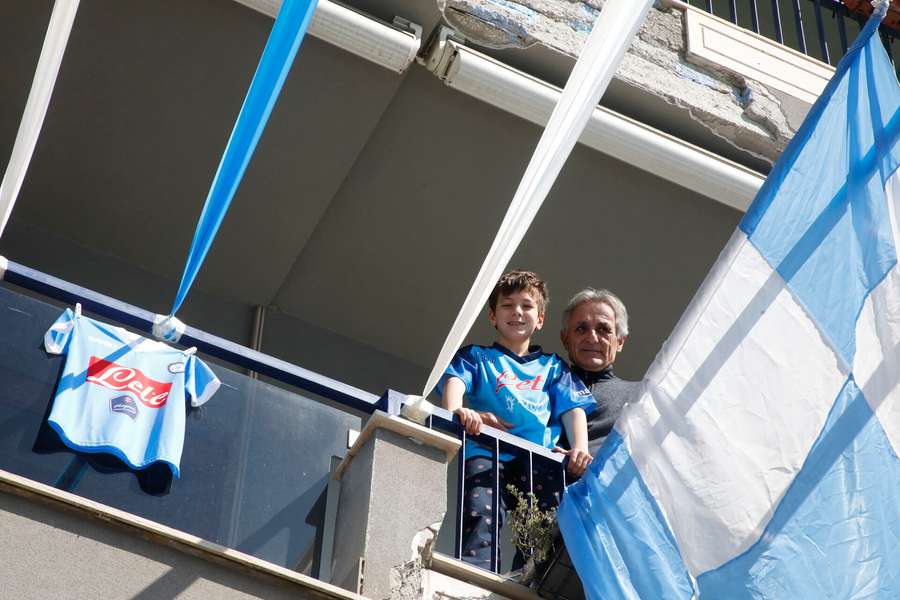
[506,484,557,565]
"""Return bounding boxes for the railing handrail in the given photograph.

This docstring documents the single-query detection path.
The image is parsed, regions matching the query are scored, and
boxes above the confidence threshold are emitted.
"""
[378,390,565,462]
[1,258,379,411]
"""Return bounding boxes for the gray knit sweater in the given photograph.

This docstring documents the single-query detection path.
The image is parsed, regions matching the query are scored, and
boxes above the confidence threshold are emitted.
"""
[561,365,641,456]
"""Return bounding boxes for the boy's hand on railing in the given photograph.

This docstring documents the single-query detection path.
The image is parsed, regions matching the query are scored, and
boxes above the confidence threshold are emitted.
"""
[453,409,512,435]
[454,407,484,435]
[553,446,593,478]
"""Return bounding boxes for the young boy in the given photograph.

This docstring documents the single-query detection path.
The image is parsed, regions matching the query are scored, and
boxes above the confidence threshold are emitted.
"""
[437,270,595,570]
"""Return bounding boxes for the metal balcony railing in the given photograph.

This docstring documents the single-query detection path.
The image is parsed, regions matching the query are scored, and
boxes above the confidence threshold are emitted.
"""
[0,260,568,583]
[686,0,900,70]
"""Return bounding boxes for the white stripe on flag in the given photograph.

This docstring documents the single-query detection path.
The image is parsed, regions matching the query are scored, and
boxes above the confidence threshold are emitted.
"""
[853,169,900,458]
[621,232,848,575]
[0,0,80,239]
[420,0,654,399]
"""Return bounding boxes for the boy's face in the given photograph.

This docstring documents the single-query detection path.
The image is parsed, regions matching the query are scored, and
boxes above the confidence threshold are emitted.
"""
[489,288,545,347]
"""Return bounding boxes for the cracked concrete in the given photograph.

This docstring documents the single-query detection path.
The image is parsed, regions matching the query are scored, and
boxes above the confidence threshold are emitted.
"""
[387,523,514,600]
[437,0,812,166]
[388,523,440,600]
[389,566,509,600]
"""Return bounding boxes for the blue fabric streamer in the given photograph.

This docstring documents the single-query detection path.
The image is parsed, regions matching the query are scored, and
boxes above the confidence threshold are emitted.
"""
[170,0,318,315]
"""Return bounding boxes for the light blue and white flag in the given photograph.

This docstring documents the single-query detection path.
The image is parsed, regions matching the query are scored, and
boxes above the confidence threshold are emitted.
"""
[558,4,900,599]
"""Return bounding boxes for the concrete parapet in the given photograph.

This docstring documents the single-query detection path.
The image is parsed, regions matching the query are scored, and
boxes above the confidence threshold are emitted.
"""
[0,470,363,600]
[328,410,461,599]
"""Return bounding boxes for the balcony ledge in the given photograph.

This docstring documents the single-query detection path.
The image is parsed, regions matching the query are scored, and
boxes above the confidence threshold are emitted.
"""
[0,469,365,600]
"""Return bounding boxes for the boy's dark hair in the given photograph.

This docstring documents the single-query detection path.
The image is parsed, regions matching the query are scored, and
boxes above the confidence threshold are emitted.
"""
[488,270,549,313]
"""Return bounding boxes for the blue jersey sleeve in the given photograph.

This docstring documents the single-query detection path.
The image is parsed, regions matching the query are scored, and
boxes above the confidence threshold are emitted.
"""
[435,345,479,399]
[549,360,596,420]
[44,308,76,355]
[185,354,221,407]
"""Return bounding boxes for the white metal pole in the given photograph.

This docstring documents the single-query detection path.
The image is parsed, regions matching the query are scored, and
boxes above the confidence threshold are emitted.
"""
[0,0,80,240]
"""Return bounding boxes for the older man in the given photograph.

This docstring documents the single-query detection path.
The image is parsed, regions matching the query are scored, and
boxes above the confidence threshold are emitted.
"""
[558,288,640,456]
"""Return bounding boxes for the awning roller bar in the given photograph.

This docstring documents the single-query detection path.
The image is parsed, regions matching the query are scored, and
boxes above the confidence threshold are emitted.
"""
[425,35,765,212]
[233,0,421,73]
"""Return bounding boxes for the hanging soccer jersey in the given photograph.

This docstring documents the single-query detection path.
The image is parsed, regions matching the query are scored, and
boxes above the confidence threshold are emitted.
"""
[43,307,220,477]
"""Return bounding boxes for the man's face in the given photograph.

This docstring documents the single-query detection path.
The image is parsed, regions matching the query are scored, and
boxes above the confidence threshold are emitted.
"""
[561,300,626,372]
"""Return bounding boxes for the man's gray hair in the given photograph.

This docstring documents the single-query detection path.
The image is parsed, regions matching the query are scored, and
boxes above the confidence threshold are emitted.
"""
[561,288,629,338]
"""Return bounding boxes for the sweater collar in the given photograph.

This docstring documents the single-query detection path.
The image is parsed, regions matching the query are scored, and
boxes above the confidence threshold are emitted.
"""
[572,364,617,385]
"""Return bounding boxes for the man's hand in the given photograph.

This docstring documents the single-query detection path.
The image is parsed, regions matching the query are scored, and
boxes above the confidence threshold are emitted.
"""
[558,408,591,477]
[553,446,593,478]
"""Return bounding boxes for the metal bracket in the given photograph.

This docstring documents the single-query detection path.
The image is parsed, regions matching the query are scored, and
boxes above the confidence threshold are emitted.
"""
[419,25,467,77]
[393,17,424,70]
[393,16,423,41]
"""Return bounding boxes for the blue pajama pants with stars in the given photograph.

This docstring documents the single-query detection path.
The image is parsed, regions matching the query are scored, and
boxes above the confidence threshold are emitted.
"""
[461,456,561,571]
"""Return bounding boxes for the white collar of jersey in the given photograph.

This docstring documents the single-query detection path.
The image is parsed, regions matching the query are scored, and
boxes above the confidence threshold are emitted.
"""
[79,313,179,353]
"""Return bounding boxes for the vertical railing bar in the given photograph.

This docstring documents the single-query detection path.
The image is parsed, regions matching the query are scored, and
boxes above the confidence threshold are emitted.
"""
[749,0,761,33]
[812,0,831,64]
[836,4,848,55]
[729,0,738,24]
[455,431,466,561]
[705,0,714,13]
[54,457,88,492]
[882,30,895,66]
[888,37,897,72]
[527,451,534,529]
[527,451,534,497]
[771,0,784,43]
[792,0,808,54]
[892,35,896,69]
[491,438,501,573]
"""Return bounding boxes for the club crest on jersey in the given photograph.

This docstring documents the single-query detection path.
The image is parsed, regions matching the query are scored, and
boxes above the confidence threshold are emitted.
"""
[110,395,138,420]
[87,356,172,408]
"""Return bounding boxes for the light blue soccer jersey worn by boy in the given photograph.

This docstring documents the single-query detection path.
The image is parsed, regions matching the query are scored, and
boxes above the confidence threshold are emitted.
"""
[43,307,220,477]
[437,343,595,460]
